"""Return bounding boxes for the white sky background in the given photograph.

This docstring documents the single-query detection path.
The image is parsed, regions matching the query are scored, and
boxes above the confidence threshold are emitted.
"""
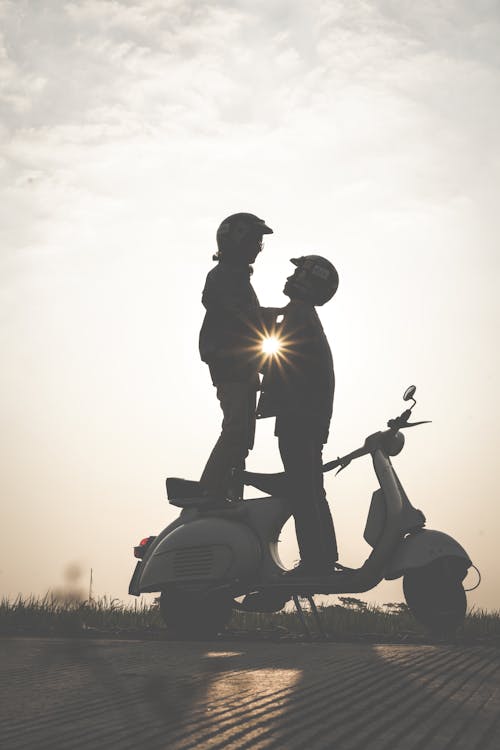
[1,0,499,609]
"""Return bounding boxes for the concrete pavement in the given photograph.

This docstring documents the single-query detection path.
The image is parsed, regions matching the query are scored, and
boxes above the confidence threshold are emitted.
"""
[0,637,499,749]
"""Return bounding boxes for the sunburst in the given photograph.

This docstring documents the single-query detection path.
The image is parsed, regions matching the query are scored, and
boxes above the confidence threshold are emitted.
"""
[262,336,281,355]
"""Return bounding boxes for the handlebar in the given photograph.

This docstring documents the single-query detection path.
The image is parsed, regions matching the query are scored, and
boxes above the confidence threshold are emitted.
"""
[323,410,431,475]
[387,408,413,431]
[244,404,431,490]
[323,444,370,474]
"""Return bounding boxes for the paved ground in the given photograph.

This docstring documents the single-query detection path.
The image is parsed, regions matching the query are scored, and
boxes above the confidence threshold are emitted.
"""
[0,637,499,750]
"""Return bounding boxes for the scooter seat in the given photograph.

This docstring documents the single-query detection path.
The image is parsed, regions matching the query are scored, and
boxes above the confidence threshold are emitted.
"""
[166,477,203,499]
[166,477,216,508]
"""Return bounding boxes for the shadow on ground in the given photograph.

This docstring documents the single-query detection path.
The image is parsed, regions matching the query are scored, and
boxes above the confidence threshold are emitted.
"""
[0,636,499,750]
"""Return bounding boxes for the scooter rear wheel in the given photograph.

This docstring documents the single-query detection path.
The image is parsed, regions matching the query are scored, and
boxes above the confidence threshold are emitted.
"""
[160,586,233,639]
[403,557,467,637]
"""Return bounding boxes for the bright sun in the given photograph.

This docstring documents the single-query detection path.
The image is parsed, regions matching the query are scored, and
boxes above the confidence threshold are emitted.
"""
[262,336,281,355]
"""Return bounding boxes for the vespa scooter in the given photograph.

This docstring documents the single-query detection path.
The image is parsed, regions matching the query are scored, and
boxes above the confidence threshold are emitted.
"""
[129,386,473,638]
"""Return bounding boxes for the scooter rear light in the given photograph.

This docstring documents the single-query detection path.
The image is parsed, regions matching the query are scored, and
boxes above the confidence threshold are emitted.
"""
[134,536,156,559]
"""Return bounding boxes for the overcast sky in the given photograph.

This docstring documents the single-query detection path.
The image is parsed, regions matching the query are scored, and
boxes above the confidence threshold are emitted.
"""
[1,0,499,610]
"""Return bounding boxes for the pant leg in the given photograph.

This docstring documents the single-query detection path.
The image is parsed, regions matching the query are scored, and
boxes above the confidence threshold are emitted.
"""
[200,379,257,497]
[312,441,339,563]
[279,430,338,569]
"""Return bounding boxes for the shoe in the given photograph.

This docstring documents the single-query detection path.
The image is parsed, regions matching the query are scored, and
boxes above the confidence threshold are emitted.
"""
[282,561,354,578]
[333,562,355,573]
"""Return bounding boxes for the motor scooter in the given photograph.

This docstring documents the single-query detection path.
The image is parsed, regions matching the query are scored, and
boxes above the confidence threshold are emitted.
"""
[129,386,474,638]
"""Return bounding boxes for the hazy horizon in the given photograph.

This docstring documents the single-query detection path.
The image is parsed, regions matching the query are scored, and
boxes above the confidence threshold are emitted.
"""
[1,0,499,611]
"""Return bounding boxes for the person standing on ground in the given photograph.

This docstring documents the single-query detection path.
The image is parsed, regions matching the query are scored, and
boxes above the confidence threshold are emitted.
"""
[257,255,340,576]
[199,212,277,503]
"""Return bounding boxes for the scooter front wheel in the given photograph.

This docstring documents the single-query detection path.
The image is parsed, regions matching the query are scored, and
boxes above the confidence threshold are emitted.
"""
[160,586,233,639]
[403,557,467,637]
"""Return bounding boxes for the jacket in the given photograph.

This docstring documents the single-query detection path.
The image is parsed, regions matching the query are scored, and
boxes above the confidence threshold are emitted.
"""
[199,260,263,384]
[257,300,334,443]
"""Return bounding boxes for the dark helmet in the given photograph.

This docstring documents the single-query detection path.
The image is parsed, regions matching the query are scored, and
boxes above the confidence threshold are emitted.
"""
[216,212,273,256]
[287,255,339,305]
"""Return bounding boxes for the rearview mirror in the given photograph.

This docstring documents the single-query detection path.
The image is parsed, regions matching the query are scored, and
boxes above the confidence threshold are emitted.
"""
[403,385,416,402]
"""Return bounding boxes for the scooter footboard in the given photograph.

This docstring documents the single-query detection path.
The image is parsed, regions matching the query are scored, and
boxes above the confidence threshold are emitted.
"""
[385,528,472,581]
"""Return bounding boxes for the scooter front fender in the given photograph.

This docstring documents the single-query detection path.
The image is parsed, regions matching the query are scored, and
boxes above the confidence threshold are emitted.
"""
[137,516,262,593]
[385,528,472,580]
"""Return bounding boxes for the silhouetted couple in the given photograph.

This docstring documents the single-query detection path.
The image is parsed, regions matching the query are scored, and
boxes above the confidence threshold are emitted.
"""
[199,212,339,577]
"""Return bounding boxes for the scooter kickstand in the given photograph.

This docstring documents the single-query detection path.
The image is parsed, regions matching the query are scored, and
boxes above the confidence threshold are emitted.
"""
[307,596,327,641]
[292,594,312,641]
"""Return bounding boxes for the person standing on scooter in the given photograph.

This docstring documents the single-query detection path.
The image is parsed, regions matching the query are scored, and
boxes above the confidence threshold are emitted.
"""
[199,212,275,503]
[257,255,340,576]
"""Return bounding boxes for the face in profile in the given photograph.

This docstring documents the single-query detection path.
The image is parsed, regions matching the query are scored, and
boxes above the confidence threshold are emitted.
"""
[283,267,307,299]
[240,232,264,264]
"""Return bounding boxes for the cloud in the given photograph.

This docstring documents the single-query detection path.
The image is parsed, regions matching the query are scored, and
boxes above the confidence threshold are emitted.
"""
[0,33,46,115]
[0,0,499,259]
[1,1,498,137]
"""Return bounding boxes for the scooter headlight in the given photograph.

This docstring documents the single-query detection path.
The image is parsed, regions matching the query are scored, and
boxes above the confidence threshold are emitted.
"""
[382,431,405,456]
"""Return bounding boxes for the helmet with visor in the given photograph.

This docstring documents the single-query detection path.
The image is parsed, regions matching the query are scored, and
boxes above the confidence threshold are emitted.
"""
[285,255,339,306]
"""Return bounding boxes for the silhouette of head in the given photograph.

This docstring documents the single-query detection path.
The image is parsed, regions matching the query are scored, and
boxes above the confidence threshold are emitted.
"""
[284,255,339,305]
[215,213,273,264]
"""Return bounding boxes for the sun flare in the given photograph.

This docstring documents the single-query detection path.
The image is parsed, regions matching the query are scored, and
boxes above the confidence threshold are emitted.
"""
[262,336,281,355]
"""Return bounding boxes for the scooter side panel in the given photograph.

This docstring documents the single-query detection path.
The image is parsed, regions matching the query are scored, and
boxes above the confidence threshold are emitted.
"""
[385,528,472,580]
[128,517,185,596]
[137,517,262,593]
[363,489,386,547]
[364,488,426,548]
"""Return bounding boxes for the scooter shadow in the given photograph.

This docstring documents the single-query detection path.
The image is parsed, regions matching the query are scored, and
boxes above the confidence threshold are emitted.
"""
[8,635,498,749]
[137,637,499,750]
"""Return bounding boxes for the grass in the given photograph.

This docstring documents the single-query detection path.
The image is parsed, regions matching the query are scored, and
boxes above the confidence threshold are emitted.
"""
[0,594,164,637]
[1,594,499,643]
[233,598,500,643]
[234,599,423,638]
